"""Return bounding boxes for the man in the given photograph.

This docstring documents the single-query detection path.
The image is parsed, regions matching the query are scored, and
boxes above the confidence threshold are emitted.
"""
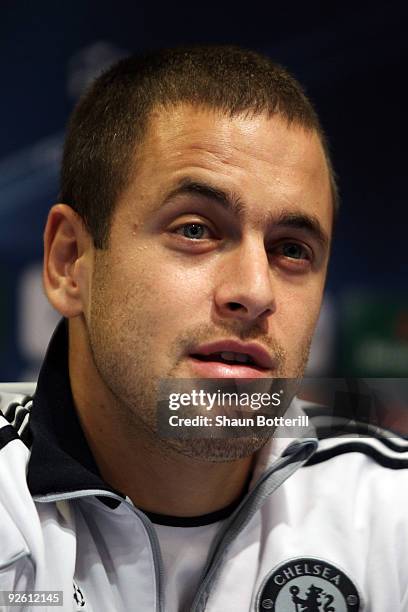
[0,45,407,612]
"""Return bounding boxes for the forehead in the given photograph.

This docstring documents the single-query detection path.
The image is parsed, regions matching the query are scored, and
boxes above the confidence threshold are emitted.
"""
[123,104,332,231]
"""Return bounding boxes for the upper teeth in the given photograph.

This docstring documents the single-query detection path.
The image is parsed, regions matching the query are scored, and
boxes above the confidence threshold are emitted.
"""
[220,351,251,363]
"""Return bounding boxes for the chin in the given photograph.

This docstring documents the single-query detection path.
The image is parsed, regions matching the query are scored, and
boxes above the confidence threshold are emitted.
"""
[162,435,270,463]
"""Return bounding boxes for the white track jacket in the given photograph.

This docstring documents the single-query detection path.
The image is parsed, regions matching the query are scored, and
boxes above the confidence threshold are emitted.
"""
[1,323,408,612]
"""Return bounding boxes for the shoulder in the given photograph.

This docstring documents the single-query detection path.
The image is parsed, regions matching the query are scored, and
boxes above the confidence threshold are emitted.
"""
[271,409,408,555]
[0,385,38,572]
[0,383,36,451]
[302,401,408,471]
[297,404,408,516]
[0,384,35,511]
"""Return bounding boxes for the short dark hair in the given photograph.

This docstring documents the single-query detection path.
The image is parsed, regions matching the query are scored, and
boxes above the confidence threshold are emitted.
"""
[61,45,338,248]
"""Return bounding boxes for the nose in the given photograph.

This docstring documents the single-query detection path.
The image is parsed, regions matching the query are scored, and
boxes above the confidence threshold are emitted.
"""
[213,236,276,323]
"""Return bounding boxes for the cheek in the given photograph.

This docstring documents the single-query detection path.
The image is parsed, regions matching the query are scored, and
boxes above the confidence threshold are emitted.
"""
[111,253,212,328]
[275,282,324,341]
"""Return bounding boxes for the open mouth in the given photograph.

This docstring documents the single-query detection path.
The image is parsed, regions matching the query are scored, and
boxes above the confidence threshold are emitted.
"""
[191,352,262,369]
[188,340,274,378]
[190,351,269,378]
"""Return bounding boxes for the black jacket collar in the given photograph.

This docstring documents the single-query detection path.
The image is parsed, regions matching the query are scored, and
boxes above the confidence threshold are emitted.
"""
[27,319,123,500]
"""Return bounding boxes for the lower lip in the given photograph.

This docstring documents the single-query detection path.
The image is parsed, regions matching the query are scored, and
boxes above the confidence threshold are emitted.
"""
[187,357,271,379]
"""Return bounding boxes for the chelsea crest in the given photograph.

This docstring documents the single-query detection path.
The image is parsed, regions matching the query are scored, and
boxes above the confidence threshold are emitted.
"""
[256,557,361,612]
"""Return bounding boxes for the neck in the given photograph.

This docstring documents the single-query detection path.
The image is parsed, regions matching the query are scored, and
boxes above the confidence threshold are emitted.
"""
[68,317,254,517]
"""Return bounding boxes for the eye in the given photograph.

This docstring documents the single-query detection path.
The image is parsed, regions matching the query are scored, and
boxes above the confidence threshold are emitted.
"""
[269,241,313,269]
[174,223,213,240]
[280,242,310,260]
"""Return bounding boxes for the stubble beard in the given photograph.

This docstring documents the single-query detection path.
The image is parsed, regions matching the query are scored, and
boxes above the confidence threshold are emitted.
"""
[88,262,312,464]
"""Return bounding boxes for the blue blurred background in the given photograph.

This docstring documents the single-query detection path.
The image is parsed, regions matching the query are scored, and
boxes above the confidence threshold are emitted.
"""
[1,1,407,380]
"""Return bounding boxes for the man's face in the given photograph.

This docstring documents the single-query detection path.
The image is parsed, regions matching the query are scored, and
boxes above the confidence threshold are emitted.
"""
[86,104,332,458]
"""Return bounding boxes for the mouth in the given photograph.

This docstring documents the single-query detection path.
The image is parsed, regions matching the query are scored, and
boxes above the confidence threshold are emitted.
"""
[188,340,275,378]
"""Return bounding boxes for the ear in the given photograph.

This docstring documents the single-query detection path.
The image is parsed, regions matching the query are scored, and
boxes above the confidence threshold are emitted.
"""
[43,204,94,318]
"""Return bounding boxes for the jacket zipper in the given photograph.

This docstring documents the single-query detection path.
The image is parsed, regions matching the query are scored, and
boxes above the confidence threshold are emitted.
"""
[189,439,317,612]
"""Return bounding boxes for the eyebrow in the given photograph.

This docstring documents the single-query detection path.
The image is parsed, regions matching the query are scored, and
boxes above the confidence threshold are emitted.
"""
[162,177,329,247]
[162,177,245,216]
[273,211,329,247]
